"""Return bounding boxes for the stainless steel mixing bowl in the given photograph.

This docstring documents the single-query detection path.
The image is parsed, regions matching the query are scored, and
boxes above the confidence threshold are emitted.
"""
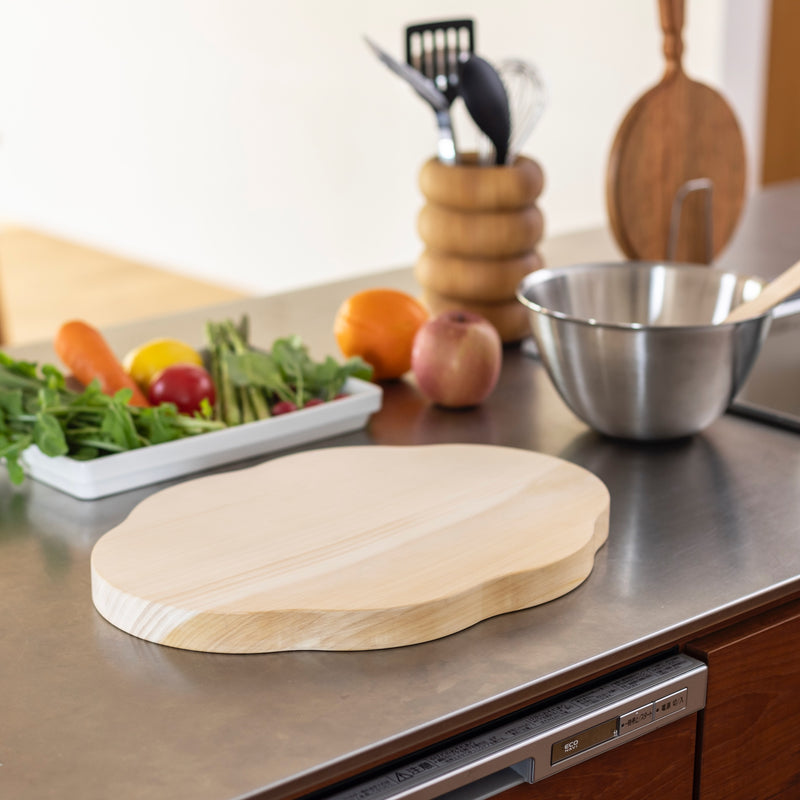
[516,262,772,440]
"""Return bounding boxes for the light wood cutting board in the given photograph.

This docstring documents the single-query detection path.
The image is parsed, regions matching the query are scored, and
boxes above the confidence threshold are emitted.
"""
[91,444,609,653]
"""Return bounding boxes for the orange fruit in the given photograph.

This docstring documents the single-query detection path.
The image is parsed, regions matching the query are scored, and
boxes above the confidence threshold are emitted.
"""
[334,288,429,381]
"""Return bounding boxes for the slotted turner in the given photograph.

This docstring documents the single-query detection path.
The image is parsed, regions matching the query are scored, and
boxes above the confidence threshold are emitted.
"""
[406,19,474,161]
[405,19,475,105]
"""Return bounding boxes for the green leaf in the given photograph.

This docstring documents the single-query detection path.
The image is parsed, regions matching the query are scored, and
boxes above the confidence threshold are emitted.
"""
[41,364,67,391]
[112,387,134,406]
[70,445,100,460]
[33,413,69,457]
[0,435,32,485]
[340,356,374,382]
[0,353,39,380]
[271,336,311,403]
[78,379,107,402]
[301,354,373,400]
[136,404,182,445]
[0,388,24,418]
[37,386,63,412]
[224,351,292,399]
[99,400,141,450]
[5,454,25,485]
[0,434,32,460]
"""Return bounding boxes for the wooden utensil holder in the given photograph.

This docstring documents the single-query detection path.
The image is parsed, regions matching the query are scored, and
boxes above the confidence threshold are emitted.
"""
[415,154,545,342]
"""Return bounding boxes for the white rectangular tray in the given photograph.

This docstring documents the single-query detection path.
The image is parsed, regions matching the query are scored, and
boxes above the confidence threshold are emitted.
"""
[22,378,382,500]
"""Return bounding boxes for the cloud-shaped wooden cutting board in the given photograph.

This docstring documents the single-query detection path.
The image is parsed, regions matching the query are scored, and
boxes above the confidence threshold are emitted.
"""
[91,444,609,653]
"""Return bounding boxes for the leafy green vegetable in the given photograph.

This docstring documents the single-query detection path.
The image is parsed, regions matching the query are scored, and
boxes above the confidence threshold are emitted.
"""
[0,316,374,486]
[0,352,225,485]
[205,317,373,423]
[33,413,68,456]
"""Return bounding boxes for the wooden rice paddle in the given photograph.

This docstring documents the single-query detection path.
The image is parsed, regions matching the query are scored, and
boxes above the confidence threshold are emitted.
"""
[606,0,747,264]
[724,259,800,323]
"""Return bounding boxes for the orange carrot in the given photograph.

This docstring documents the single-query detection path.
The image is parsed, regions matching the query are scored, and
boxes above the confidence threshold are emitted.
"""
[54,320,150,407]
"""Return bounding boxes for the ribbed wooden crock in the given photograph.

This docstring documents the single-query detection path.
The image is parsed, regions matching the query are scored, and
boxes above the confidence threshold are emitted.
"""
[415,154,545,343]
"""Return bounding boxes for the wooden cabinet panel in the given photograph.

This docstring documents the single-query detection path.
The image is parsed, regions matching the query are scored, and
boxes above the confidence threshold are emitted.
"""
[500,714,696,800]
[687,599,800,800]
[762,0,800,184]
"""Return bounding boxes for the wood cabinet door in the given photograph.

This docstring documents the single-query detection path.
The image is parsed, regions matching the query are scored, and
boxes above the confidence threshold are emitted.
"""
[500,714,696,800]
[687,599,800,800]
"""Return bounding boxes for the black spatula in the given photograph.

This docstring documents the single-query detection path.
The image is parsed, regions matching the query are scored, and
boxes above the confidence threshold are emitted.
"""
[405,19,475,108]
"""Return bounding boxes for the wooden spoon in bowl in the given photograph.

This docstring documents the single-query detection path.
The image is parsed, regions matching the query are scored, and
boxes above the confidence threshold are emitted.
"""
[724,259,800,323]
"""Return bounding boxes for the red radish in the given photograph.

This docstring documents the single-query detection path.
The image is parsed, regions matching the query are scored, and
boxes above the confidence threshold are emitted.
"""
[272,400,298,415]
[148,364,216,415]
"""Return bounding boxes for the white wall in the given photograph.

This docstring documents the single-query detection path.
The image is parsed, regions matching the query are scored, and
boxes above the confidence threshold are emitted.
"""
[0,1,769,294]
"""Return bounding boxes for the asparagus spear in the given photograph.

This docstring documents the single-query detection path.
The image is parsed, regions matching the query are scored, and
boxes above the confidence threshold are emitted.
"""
[205,321,241,426]
[222,318,271,420]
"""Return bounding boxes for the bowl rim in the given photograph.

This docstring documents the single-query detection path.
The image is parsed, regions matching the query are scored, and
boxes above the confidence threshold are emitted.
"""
[515,260,769,331]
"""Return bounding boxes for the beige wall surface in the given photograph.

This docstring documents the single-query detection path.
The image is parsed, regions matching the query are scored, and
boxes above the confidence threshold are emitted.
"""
[0,1,769,294]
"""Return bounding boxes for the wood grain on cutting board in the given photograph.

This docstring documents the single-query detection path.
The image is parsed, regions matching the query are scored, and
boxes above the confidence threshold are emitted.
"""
[91,444,609,653]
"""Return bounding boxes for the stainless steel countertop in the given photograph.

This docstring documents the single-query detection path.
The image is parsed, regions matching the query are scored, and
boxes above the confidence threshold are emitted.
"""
[2,186,800,800]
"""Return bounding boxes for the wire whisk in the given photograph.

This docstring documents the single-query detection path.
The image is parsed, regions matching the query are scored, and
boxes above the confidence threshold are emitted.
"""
[500,58,548,162]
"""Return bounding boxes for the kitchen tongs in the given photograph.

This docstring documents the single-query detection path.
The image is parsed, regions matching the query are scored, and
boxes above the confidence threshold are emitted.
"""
[363,35,455,164]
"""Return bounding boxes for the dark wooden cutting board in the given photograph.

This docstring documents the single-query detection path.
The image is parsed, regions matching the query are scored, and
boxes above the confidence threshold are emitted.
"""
[606,0,747,263]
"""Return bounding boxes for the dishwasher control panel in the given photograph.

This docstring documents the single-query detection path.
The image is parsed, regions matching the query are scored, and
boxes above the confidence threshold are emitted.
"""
[550,682,690,766]
[320,653,707,800]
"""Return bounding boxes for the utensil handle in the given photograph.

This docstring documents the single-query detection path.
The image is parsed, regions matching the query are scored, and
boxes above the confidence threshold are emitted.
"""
[666,178,714,264]
[659,0,685,71]
[724,258,800,323]
[435,109,457,165]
